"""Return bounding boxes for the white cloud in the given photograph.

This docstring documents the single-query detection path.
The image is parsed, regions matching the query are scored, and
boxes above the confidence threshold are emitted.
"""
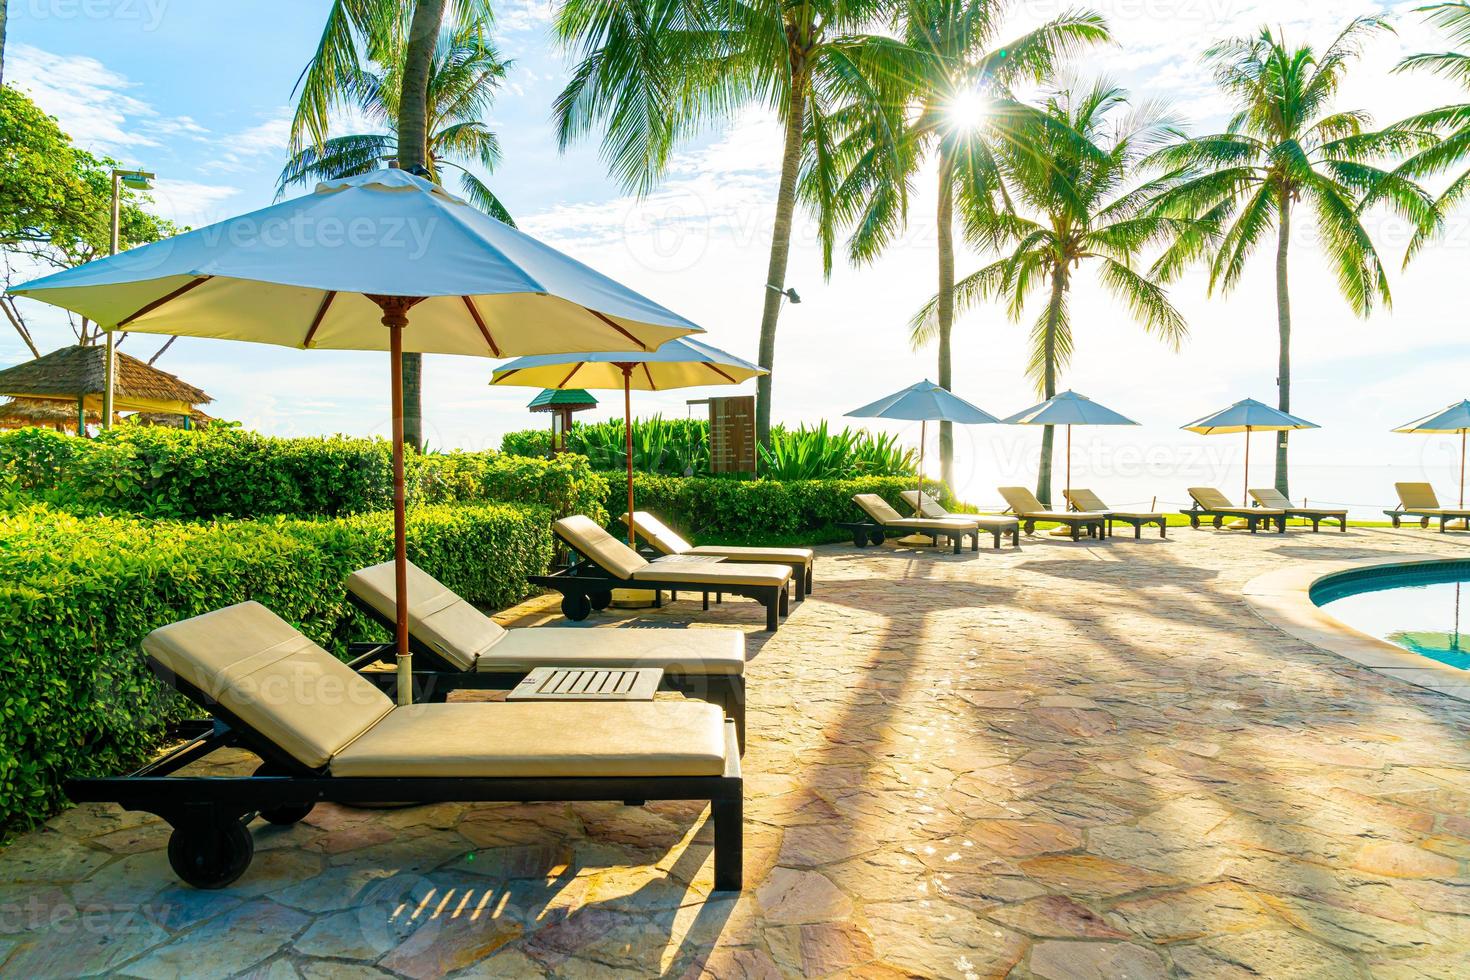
[6,43,208,155]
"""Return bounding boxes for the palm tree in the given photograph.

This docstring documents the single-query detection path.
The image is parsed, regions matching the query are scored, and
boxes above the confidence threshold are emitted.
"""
[1388,3,1470,260]
[279,25,514,224]
[912,81,1190,505]
[1,0,9,88]
[292,0,492,451]
[1149,17,1431,495]
[836,0,1108,489]
[552,0,893,450]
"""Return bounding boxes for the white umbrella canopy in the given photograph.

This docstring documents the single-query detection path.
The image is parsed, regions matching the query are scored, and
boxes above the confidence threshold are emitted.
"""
[846,381,1001,509]
[492,338,766,544]
[1183,398,1319,502]
[9,168,706,705]
[1394,399,1470,508]
[10,169,702,355]
[1001,391,1139,498]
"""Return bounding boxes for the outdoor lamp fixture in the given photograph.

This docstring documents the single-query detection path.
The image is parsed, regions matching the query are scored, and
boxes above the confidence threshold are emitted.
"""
[104,167,156,430]
[766,282,801,304]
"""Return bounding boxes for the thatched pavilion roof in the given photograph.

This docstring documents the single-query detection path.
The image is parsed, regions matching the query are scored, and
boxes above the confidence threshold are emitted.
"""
[0,344,213,406]
[0,398,99,429]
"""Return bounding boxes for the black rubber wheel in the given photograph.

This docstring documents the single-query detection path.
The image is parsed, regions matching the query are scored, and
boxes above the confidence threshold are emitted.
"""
[561,592,593,621]
[168,819,254,889]
[852,529,868,548]
[589,590,613,611]
[868,529,885,547]
[252,763,314,826]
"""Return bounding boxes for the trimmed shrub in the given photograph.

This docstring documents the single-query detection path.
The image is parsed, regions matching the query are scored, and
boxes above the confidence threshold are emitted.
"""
[0,427,608,523]
[598,473,956,546]
[0,501,551,837]
[499,429,553,458]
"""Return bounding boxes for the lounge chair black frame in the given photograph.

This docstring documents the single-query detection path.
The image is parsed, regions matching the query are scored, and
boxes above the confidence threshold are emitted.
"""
[65,662,744,893]
[1011,514,1105,542]
[836,518,979,553]
[1184,504,1286,533]
[344,594,748,752]
[1270,507,1348,532]
[1383,507,1470,532]
[531,529,790,632]
[1097,514,1167,539]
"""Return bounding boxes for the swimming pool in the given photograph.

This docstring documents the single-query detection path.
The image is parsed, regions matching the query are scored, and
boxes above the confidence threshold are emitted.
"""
[1313,561,1470,671]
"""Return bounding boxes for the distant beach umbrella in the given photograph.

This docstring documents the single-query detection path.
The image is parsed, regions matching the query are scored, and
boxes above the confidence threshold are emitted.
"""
[1394,400,1470,508]
[1183,398,1319,502]
[492,338,766,543]
[846,380,1001,506]
[1001,391,1139,498]
[9,167,703,705]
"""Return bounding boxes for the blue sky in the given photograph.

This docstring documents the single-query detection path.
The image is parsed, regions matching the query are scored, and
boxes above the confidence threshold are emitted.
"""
[5,0,1470,512]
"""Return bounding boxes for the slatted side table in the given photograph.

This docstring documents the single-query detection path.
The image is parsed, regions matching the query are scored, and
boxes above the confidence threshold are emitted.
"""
[507,666,664,702]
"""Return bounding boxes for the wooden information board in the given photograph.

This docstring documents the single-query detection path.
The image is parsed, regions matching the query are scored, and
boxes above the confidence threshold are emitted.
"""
[708,395,757,475]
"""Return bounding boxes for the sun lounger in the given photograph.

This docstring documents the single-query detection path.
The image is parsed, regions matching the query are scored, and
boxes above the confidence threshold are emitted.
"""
[1249,488,1347,532]
[1185,487,1286,533]
[1062,489,1167,539]
[534,516,793,631]
[997,487,1107,541]
[621,511,814,600]
[65,602,742,892]
[897,490,1021,549]
[838,493,981,553]
[1384,482,1470,532]
[346,560,749,750]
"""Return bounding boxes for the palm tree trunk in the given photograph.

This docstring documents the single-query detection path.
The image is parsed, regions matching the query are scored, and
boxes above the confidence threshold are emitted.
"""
[755,58,808,451]
[1035,268,1066,507]
[1,0,9,88]
[936,148,956,491]
[395,0,448,453]
[1274,188,1293,497]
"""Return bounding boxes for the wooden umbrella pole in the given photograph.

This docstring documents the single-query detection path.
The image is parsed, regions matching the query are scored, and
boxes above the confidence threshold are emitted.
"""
[623,365,636,545]
[1461,429,1466,509]
[1066,424,1072,497]
[917,419,926,505]
[371,295,422,707]
[1243,426,1251,504]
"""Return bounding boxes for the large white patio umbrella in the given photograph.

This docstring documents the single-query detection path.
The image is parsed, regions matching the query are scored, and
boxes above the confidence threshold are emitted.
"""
[1001,391,1138,502]
[846,380,1001,509]
[490,337,766,544]
[1183,398,1319,502]
[1394,400,1470,508]
[9,167,704,703]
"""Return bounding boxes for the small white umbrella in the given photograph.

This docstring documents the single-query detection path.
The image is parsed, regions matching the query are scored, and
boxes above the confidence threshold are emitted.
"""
[10,168,704,703]
[1394,400,1470,508]
[1001,391,1139,501]
[491,337,766,544]
[1183,398,1319,503]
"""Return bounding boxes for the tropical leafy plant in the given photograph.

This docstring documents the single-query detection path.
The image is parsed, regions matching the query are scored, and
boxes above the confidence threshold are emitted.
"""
[834,0,1109,488]
[1148,16,1432,495]
[913,80,1192,505]
[758,422,915,480]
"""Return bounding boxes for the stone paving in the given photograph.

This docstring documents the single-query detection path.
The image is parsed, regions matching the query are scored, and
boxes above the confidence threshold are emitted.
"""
[4,526,1470,977]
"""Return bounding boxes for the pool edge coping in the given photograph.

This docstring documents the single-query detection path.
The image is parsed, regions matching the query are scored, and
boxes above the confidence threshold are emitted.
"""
[1242,554,1470,703]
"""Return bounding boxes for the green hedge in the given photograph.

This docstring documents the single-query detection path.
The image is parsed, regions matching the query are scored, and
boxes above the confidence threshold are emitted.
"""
[0,501,551,837]
[598,473,956,546]
[0,427,608,523]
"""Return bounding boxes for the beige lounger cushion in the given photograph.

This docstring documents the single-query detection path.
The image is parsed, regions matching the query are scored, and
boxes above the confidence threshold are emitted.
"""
[899,490,1017,528]
[997,487,1105,520]
[143,602,394,770]
[632,561,790,588]
[855,493,973,531]
[624,511,813,566]
[556,516,648,580]
[348,561,505,671]
[491,628,744,675]
[854,493,906,524]
[331,701,727,778]
[1249,489,1346,515]
[349,560,744,674]
[1396,482,1442,511]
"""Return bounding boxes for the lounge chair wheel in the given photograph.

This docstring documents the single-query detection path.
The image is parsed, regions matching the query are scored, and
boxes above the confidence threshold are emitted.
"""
[852,528,869,548]
[868,529,885,547]
[561,592,593,621]
[252,764,314,825]
[168,818,254,890]
[589,591,613,611]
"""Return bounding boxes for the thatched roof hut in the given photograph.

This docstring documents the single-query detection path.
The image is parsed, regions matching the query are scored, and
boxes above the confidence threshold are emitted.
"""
[0,344,213,415]
[0,398,100,432]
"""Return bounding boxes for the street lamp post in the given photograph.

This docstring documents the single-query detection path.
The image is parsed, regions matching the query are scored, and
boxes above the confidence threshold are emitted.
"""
[103,168,155,431]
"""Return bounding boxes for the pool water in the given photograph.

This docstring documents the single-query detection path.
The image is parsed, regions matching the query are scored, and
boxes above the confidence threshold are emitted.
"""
[1314,562,1470,671]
